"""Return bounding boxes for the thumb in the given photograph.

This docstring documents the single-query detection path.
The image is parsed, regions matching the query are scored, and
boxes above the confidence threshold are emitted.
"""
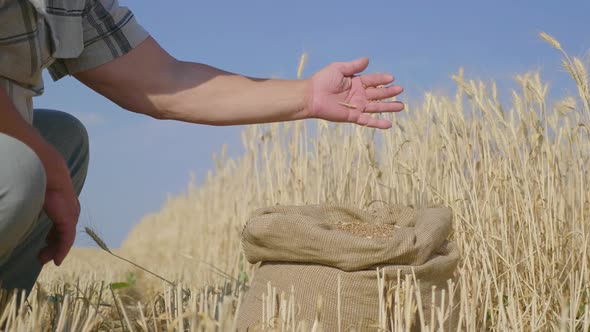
[335,57,369,76]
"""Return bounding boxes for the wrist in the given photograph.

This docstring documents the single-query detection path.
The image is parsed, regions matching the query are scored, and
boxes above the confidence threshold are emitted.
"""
[35,141,69,187]
[296,78,314,121]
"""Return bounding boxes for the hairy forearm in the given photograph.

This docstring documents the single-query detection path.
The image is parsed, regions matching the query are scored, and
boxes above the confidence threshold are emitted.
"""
[154,61,310,125]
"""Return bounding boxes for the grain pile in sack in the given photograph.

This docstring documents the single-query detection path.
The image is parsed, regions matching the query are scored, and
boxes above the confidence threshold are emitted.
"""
[236,204,460,331]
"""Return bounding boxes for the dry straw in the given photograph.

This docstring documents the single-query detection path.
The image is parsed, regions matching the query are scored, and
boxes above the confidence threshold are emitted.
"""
[84,227,176,287]
[297,52,308,79]
[337,101,358,109]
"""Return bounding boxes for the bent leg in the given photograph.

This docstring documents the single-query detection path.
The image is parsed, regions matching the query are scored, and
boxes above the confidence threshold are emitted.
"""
[33,109,90,194]
[0,110,89,294]
[0,134,47,268]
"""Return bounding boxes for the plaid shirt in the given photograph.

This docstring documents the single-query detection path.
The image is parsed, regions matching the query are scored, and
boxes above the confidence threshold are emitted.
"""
[0,0,148,123]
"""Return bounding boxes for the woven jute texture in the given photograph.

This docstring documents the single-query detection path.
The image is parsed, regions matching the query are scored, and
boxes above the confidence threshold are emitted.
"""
[237,204,460,331]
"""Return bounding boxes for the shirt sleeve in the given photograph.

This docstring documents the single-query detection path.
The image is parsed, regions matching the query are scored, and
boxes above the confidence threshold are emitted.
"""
[48,0,149,81]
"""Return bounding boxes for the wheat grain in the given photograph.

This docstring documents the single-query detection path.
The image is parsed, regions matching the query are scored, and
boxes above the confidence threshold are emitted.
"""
[84,227,111,253]
[539,32,563,51]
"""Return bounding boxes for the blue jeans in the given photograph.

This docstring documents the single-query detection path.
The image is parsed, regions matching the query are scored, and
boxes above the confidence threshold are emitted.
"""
[0,109,89,295]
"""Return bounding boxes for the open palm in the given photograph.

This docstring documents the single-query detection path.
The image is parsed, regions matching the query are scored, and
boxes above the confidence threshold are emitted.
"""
[306,58,404,129]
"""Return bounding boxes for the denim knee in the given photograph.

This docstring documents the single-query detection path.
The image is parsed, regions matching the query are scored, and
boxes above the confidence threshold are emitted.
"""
[0,133,47,264]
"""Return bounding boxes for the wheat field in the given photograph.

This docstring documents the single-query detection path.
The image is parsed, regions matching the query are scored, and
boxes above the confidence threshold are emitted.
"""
[1,33,589,331]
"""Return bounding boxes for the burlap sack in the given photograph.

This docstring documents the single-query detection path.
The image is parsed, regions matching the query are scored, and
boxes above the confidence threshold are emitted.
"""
[237,204,460,331]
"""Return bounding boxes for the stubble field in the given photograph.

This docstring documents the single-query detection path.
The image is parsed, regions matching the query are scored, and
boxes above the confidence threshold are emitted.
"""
[1,33,589,331]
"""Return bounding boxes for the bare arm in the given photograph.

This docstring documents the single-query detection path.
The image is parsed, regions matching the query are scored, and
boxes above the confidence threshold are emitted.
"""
[74,36,404,129]
[0,87,79,266]
[0,88,54,161]
[74,37,308,125]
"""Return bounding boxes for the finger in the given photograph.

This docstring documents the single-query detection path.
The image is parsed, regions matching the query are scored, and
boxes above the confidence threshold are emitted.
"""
[39,247,56,265]
[38,227,58,264]
[366,85,404,101]
[334,57,369,76]
[54,226,76,266]
[365,101,406,113]
[360,73,394,87]
[355,113,392,129]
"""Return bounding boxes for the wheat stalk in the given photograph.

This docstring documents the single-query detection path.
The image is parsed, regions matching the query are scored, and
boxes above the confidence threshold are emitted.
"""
[297,52,308,79]
[337,101,358,109]
[84,227,176,287]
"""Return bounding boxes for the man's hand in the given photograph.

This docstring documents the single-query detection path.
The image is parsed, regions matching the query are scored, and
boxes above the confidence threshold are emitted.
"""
[73,37,405,127]
[38,144,80,266]
[306,57,404,129]
[0,87,79,266]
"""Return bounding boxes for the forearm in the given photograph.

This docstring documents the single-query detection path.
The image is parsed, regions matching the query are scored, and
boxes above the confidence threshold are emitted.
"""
[154,61,310,125]
[74,37,310,126]
[0,88,55,168]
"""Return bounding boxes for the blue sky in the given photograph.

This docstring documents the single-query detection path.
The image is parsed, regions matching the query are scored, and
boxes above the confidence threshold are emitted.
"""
[35,0,590,247]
